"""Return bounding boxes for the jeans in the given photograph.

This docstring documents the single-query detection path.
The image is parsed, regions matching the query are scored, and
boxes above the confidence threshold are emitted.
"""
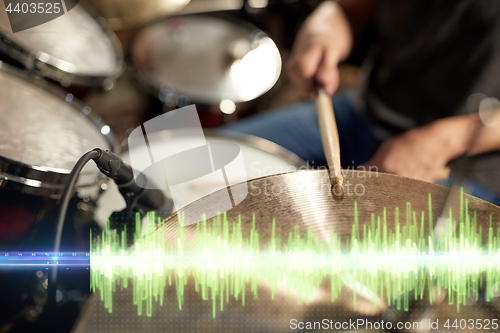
[225,93,381,167]
[224,93,500,206]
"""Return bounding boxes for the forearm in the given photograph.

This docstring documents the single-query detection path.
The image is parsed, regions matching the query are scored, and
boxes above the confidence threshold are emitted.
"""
[432,111,500,159]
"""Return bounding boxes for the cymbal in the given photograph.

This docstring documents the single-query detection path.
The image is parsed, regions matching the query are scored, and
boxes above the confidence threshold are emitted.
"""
[85,0,191,30]
[131,15,282,104]
[164,169,500,234]
[74,170,500,333]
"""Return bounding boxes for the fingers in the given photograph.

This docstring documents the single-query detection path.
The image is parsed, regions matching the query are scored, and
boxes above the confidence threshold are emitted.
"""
[286,44,323,97]
[287,43,340,97]
[315,49,339,96]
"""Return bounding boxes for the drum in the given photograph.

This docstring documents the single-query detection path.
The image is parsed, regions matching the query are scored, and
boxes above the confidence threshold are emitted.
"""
[0,2,123,88]
[93,129,306,227]
[0,62,116,245]
[130,15,281,123]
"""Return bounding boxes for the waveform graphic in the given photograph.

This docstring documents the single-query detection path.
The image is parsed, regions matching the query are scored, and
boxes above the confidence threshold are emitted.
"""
[90,191,500,317]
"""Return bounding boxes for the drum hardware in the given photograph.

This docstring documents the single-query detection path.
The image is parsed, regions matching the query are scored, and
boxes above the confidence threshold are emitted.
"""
[0,2,124,89]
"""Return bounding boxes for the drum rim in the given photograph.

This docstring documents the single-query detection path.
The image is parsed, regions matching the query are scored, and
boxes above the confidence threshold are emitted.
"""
[0,2,124,87]
[204,129,307,169]
[129,14,281,105]
[120,128,308,170]
[0,61,117,196]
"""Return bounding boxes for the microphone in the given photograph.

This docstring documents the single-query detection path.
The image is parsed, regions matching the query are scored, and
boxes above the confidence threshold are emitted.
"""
[91,148,168,214]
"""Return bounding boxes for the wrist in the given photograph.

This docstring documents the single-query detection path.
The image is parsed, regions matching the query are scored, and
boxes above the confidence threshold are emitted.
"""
[430,115,477,159]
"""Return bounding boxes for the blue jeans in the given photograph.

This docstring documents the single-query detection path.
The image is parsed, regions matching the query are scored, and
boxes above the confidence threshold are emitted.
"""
[224,93,500,206]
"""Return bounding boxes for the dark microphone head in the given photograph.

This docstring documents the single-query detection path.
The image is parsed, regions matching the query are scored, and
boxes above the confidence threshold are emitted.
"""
[91,148,170,214]
[92,148,135,185]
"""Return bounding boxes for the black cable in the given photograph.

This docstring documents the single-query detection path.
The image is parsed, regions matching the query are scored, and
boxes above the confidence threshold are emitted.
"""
[47,147,169,311]
[48,149,100,309]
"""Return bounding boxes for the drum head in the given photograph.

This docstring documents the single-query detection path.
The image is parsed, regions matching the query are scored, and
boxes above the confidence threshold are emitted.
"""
[93,130,305,227]
[0,64,115,195]
[0,3,123,86]
[132,15,281,104]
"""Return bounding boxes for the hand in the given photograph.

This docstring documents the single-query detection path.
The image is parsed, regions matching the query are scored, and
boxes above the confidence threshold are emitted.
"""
[286,2,352,97]
[365,121,470,183]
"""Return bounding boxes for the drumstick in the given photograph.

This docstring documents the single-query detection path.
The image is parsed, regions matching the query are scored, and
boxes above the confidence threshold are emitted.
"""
[315,88,343,188]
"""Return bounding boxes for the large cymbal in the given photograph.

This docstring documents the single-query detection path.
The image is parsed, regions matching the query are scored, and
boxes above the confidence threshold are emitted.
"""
[74,170,500,333]
[163,169,500,238]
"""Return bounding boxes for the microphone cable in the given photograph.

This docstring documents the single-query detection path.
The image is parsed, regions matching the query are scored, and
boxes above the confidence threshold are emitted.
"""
[48,149,100,310]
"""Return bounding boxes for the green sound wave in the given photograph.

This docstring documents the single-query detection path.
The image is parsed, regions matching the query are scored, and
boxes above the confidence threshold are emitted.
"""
[90,190,500,317]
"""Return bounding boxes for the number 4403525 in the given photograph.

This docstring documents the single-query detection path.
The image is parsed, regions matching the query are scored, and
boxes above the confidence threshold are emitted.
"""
[444,319,498,330]
[5,2,62,14]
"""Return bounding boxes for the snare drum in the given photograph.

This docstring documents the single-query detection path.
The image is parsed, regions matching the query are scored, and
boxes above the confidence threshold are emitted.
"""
[0,62,116,244]
[0,2,123,88]
[94,129,306,227]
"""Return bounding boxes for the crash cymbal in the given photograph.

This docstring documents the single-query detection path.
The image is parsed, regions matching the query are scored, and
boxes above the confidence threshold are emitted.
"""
[163,169,500,235]
[75,170,500,333]
[85,0,190,31]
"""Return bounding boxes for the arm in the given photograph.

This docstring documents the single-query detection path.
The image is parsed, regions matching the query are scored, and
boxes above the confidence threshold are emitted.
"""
[433,111,500,156]
[286,0,373,97]
[366,111,500,183]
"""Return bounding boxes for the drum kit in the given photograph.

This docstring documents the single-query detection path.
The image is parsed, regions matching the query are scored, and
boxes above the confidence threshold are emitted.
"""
[0,0,499,332]
[0,0,284,243]
[0,0,289,330]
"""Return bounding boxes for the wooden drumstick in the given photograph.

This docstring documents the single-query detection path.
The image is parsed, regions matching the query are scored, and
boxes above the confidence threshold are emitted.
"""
[316,88,343,188]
